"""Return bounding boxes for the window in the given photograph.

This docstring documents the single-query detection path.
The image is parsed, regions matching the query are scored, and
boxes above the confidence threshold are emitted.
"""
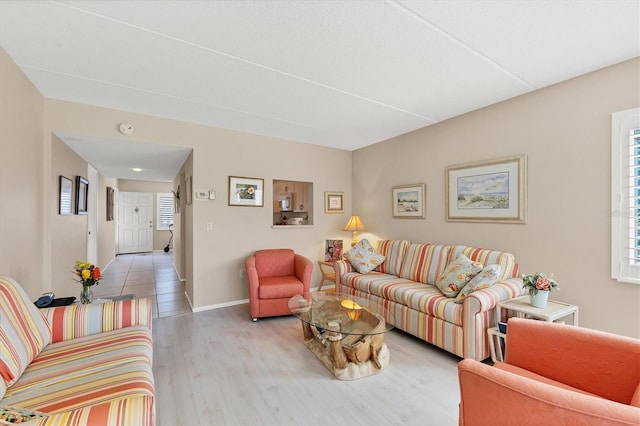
[157,193,174,231]
[611,108,640,284]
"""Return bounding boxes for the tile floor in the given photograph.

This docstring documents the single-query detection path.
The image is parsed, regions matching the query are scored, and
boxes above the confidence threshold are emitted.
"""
[94,251,191,318]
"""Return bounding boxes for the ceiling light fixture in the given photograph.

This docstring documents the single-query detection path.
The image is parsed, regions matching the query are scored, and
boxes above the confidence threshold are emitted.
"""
[132,168,142,172]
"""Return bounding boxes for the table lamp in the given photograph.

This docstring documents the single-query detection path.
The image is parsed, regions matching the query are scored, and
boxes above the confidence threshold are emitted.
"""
[343,215,366,247]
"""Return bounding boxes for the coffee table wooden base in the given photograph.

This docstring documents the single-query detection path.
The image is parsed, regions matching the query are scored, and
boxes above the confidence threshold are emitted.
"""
[299,320,390,381]
[302,338,390,381]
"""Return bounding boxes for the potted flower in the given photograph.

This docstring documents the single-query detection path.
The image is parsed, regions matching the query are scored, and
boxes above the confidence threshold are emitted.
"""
[74,260,101,304]
[522,272,559,308]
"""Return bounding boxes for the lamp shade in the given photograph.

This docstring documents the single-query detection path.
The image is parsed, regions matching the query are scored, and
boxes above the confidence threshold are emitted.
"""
[343,215,366,232]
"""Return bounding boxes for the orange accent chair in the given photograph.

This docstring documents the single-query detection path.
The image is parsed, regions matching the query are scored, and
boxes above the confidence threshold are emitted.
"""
[458,317,640,425]
[245,249,313,321]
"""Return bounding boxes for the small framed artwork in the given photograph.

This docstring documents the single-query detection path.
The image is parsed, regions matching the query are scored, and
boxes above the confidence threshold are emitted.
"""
[106,186,115,221]
[186,176,193,205]
[228,176,264,207]
[446,155,527,224]
[324,191,344,214]
[59,176,73,215]
[392,183,426,218]
[325,239,344,262]
[75,176,89,215]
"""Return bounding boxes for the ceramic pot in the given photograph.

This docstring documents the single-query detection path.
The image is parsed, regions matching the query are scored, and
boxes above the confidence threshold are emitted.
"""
[529,290,549,308]
[80,285,94,304]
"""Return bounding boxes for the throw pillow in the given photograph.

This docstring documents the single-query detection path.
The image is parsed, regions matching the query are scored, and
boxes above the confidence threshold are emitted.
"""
[454,264,502,303]
[435,254,483,297]
[344,238,386,274]
[0,406,47,424]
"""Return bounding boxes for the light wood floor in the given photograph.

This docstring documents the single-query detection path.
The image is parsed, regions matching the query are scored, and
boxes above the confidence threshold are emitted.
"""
[153,304,462,425]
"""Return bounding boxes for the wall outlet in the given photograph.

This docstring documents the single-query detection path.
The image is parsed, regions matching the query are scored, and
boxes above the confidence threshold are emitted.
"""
[239,268,246,278]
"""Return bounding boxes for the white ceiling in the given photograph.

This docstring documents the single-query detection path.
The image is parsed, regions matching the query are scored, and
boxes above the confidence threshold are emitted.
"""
[1,1,639,180]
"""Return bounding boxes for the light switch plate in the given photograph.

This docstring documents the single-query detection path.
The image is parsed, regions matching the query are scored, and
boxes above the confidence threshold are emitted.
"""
[209,190,216,200]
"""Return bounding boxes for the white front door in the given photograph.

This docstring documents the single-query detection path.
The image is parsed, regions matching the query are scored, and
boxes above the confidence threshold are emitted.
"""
[118,192,153,254]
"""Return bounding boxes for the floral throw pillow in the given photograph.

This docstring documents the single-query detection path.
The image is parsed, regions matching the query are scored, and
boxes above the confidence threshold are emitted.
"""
[344,238,386,274]
[454,264,502,303]
[0,406,47,424]
[435,254,483,297]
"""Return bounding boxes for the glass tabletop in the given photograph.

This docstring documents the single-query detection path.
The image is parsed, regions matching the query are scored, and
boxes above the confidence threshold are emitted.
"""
[288,292,393,336]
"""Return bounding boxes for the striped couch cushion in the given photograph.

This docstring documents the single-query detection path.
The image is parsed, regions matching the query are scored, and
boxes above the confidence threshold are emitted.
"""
[399,244,450,285]
[42,298,153,344]
[342,272,462,325]
[448,246,517,280]
[375,240,410,276]
[0,277,51,392]
[1,325,154,416]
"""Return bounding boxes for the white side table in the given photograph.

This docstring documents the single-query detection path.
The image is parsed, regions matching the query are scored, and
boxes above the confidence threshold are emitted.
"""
[487,295,579,363]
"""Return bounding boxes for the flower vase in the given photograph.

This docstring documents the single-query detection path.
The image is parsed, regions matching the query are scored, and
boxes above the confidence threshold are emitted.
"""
[529,290,549,308]
[80,285,93,304]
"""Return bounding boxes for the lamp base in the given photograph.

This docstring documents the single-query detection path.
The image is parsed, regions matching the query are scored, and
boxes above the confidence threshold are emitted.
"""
[351,231,358,247]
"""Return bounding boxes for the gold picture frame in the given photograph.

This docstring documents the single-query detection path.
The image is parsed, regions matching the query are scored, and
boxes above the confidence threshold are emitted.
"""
[392,183,426,218]
[446,155,527,223]
[324,191,344,214]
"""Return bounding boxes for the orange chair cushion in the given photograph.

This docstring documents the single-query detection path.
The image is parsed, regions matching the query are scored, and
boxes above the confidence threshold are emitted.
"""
[494,362,602,399]
[255,249,295,277]
[505,318,640,404]
[258,276,304,299]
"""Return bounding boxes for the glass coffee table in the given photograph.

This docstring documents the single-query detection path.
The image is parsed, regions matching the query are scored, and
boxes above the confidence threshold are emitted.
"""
[288,292,393,380]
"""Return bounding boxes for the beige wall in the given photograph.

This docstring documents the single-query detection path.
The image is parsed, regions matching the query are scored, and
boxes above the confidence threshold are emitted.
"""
[49,136,91,295]
[353,58,640,338]
[98,174,118,270]
[0,48,45,297]
[118,179,173,252]
[40,99,353,310]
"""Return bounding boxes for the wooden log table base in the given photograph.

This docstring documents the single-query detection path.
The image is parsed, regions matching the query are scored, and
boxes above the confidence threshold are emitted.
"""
[298,311,390,380]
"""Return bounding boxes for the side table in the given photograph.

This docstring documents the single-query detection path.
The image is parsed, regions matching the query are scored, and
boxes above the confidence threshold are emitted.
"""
[317,261,336,291]
[488,295,579,363]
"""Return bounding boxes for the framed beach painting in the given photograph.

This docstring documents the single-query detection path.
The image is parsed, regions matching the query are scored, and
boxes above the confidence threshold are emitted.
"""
[392,183,426,218]
[446,155,527,223]
[228,176,264,207]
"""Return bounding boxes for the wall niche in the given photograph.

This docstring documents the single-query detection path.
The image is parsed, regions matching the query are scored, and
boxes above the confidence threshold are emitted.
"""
[273,179,313,226]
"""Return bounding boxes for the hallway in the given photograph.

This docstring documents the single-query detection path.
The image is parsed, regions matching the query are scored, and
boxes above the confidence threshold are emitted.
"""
[95,251,191,318]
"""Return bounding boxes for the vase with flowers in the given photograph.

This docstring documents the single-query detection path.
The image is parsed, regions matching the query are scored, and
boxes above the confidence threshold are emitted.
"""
[74,260,101,304]
[522,272,559,308]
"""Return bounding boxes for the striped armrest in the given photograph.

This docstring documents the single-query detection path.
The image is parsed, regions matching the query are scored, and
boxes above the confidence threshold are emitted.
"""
[463,278,526,314]
[41,298,153,344]
[31,395,155,426]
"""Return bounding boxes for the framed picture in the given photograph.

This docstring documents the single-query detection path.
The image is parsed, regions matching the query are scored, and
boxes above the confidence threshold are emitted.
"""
[59,176,73,215]
[324,191,344,214]
[75,176,88,215]
[392,183,426,218]
[106,186,115,221]
[325,239,344,262]
[186,176,193,205]
[446,155,527,224]
[228,176,264,207]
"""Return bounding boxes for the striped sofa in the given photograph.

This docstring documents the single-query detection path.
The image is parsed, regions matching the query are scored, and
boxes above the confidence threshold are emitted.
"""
[334,240,525,361]
[0,276,154,425]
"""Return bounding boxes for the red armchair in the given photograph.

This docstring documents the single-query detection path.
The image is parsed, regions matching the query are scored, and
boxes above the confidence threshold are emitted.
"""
[458,318,640,425]
[245,249,313,321]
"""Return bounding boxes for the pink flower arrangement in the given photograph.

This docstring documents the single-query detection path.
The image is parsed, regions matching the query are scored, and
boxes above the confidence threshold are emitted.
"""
[522,272,559,296]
